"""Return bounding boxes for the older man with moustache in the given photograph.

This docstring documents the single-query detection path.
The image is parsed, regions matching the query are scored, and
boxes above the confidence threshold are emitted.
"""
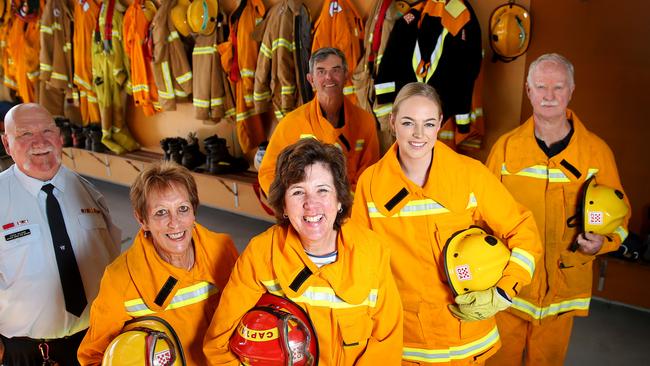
[0,103,120,365]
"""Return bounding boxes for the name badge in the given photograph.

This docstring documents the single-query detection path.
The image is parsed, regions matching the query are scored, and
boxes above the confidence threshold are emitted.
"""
[4,229,31,242]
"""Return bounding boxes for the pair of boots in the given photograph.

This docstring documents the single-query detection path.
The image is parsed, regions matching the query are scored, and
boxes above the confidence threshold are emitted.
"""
[54,117,73,147]
[160,133,207,171]
[101,126,141,155]
[69,124,105,152]
[204,134,249,175]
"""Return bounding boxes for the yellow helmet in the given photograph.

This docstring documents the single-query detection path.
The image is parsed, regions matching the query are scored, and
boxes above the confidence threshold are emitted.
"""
[142,0,158,23]
[170,4,191,37]
[489,2,531,62]
[579,176,628,235]
[443,227,510,296]
[102,316,187,366]
[177,0,191,6]
[187,0,219,36]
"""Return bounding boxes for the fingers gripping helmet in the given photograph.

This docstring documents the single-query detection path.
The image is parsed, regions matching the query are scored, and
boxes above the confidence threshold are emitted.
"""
[443,227,510,296]
[489,2,531,62]
[187,0,218,36]
[573,175,629,236]
[102,316,187,366]
[230,293,319,366]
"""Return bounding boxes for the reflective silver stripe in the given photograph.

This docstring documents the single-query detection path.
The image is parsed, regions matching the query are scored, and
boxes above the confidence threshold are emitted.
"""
[260,43,272,58]
[438,130,454,140]
[210,97,224,106]
[411,29,448,84]
[254,91,271,101]
[374,81,395,95]
[271,38,295,52]
[40,25,53,34]
[176,71,192,85]
[367,199,448,218]
[455,113,470,126]
[299,134,316,139]
[167,31,180,42]
[511,297,590,320]
[73,74,93,90]
[124,282,218,316]
[355,139,364,152]
[466,192,477,209]
[548,168,570,183]
[240,69,255,78]
[193,46,216,55]
[159,62,174,99]
[281,85,296,95]
[586,168,599,179]
[403,326,499,363]
[373,103,392,117]
[343,86,355,95]
[51,72,68,82]
[509,248,536,278]
[262,280,378,309]
[40,63,53,72]
[236,109,255,121]
[193,98,210,108]
[614,226,628,242]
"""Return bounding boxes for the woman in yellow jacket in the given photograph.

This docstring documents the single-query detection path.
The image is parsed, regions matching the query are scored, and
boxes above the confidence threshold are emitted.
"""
[351,82,542,365]
[203,138,403,365]
[77,161,238,365]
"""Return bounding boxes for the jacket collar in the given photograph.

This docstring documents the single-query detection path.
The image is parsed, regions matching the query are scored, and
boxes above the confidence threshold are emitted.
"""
[504,109,591,182]
[271,222,374,305]
[368,142,470,217]
[126,223,217,312]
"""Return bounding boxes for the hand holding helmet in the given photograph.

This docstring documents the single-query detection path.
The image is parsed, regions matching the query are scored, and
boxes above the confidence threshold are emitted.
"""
[448,287,512,321]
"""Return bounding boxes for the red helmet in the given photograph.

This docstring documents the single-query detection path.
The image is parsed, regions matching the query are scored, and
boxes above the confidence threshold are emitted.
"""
[230,293,319,366]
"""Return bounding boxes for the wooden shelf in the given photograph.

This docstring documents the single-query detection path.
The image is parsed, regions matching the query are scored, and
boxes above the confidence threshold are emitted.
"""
[61,147,274,222]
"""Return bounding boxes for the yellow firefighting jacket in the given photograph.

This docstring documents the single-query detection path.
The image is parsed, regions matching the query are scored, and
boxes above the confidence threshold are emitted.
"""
[351,142,542,365]
[92,0,129,131]
[312,0,364,104]
[193,10,234,122]
[257,96,380,196]
[252,0,311,120]
[203,221,403,366]
[485,110,630,324]
[123,0,160,116]
[151,0,192,112]
[73,0,102,124]
[39,0,75,116]
[77,223,238,366]
[0,15,14,93]
[7,17,39,103]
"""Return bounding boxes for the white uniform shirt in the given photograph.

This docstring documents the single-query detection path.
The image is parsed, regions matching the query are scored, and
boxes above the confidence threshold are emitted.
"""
[0,165,121,338]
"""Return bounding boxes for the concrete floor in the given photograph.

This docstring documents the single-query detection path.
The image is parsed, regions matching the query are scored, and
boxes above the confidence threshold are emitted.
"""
[90,177,650,366]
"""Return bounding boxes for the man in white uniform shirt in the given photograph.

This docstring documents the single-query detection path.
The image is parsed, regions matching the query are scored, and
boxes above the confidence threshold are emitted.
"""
[0,103,120,365]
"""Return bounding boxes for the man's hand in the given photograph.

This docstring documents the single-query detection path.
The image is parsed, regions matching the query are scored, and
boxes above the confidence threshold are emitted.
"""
[448,287,512,321]
[576,232,605,255]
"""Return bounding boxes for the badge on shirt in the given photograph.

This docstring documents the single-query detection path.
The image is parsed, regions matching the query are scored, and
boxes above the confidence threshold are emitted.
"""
[81,208,102,214]
[4,229,31,242]
[2,219,30,230]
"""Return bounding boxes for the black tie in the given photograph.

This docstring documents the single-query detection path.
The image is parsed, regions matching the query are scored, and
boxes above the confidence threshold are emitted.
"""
[42,183,87,317]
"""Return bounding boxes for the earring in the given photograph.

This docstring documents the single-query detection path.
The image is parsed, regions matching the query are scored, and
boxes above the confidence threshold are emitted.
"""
[338,207,343,214]
[283,213,288,219]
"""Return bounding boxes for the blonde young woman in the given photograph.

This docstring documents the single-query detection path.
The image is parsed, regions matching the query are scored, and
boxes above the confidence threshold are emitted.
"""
[351,82,542,365]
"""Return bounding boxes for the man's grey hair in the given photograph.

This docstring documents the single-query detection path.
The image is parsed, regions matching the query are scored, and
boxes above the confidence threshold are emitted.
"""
[308,47,348,74]
[527,53,575,87]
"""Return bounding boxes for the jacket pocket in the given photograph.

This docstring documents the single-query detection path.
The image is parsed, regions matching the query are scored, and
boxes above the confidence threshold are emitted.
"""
[77,213,108,230]
[336,309,373,365]
[556,252,594,298]
[0,224,44,285]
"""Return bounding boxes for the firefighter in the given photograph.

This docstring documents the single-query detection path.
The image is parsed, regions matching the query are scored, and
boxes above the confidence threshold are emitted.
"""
[351,82,542,365]
[485,53,631,366]
[77,162,238,365]
[257,47,380,196]
[204,139,403,365]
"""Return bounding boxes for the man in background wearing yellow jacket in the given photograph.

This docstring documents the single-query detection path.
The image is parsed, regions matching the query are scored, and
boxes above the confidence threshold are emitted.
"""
[258,47,379,196]
[485,53,631,366]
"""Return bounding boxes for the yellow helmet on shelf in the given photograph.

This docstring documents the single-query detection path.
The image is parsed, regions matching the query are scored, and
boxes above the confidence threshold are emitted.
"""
[489,2,531,62]
[443,227,510,296]
[170,3,191,37]
[102,316,187,366]
[187,0,219,36]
